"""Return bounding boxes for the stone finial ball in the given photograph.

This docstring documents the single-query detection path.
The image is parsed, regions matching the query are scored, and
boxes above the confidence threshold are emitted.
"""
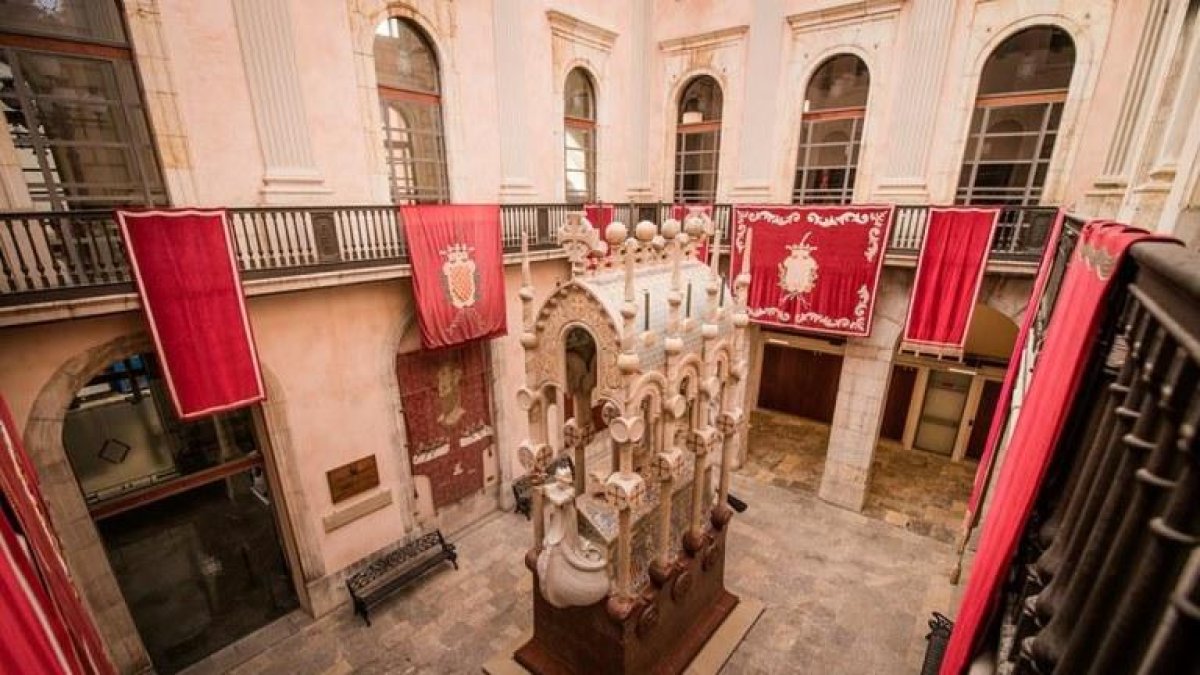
[635,220,657,242]
[661,218,682,239]
[606,221,628,245]
[683,212,706,237]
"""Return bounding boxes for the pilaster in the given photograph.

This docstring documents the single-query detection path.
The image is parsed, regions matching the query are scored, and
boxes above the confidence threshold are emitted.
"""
[233,0,329,202]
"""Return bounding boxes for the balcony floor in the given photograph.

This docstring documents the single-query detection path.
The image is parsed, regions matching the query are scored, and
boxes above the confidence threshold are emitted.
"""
[181,472,954,674]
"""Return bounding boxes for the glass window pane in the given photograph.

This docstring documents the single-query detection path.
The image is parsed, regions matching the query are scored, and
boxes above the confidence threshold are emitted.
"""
[3,50,164,210]
[679,76,722,123]
[564,68,595,120]
[0,0,126,44]
[979,26,1075,95]
[805,54,869,111]
[381,98,449,203]
[374,17,440,93]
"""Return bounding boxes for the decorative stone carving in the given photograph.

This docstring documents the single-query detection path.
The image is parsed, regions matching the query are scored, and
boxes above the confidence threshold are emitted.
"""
[604,471,647,511]
[538,466,610,608]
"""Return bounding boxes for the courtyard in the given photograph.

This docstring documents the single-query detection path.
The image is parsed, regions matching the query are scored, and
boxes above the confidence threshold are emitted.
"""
[183,468,955,674]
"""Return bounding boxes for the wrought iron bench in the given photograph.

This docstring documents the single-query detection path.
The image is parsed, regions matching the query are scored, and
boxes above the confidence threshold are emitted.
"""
[513,455,575,519]
[345,529,457,625]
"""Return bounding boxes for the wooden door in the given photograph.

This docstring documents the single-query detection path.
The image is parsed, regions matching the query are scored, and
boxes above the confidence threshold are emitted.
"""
[756,344,843,424]
[880,365,918,441]
[966,379,1003,461]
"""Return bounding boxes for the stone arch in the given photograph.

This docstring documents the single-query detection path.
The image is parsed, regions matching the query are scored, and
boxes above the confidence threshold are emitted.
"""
[952,15,1095,204]
[22,332,309,672]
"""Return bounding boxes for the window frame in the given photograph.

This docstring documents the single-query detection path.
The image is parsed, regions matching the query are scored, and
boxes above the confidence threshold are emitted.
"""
[792,55,870,206]
[0,22,168,211]
[374,17,450,205]
[563,68,596,204]
[673,76,723,204]
[956,27,1076,208]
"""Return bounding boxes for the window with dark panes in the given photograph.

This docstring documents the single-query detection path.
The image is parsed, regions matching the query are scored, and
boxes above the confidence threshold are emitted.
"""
[374,17,449,204]
[563,68,596,204]
[673,75,722,204]
[793,55,869,205]
[0,0,166,211]
[956,26,1076,206]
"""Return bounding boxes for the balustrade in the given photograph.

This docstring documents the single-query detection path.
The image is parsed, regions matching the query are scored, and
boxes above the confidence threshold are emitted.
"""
[0,203,1054,304]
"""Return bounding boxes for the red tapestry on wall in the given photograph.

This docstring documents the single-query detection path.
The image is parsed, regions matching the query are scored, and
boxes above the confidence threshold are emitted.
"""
[672,204,712,262]
[400,205,507,349]
[901,207,1000,355]
[118,209,265,419]
[730,205,893,337]
[1,397,114,675]
[940,221,1177,674]
[396,343,491,509]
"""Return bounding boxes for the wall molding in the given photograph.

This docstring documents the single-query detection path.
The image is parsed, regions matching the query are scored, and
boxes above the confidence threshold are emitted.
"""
[546,9,618,52]
[787,0,903,33]
[659,25,749,53]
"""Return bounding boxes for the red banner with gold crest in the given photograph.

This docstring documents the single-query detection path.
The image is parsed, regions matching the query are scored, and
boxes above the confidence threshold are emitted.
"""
[400,205,507,349]
[730,205,893,337]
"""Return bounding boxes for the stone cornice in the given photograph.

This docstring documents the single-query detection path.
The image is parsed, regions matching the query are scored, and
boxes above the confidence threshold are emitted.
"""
[787,0,903,32]
[659,25,749,53]
[546,9,618,52]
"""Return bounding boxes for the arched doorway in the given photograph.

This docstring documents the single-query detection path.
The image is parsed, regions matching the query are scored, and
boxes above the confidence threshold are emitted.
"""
[61,352,298,673]
[793,53,871,204]
[673,75,723,204]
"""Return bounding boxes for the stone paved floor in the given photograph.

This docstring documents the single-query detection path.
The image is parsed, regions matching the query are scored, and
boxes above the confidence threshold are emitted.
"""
[184,470,954,675]
[744,410,975,544]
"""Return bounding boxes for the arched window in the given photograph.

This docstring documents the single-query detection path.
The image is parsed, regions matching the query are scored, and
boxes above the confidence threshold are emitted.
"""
[957,26,1076,206]
[674,76,723,203]
[563,68,596,203]
[793,55,870,204]
[374,17,449,204]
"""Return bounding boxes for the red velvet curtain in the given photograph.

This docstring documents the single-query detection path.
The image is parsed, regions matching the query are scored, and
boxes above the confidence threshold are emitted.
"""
[117,209,265,419]
[1,398,114,674]
[902,208,999,355]
[941,221,1176,673]
[400,205,507,349]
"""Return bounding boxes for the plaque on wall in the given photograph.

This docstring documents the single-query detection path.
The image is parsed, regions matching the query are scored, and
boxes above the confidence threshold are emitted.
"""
[326,455,380,504]
[311,210,341,263]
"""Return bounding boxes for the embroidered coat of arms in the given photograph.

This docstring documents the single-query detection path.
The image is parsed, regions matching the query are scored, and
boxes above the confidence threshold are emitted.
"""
[441,242,479,309]
[778,232,819,305]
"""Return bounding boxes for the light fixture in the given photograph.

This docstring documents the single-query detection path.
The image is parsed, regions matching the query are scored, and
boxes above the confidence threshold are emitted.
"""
[681,111,703,125]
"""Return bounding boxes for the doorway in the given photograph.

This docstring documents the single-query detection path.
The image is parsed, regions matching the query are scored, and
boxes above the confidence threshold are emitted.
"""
[756,343,843,423]
[913,371,973,456]
[62,354,298,674]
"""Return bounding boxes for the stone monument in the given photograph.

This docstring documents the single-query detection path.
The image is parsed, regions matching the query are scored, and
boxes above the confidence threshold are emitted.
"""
[510,208,752,674]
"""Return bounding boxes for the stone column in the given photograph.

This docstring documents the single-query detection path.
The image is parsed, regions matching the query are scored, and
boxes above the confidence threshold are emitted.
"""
[626,0,654,201]
[818,341,894,511]
[875,0,957,203]
[730,0,785,203]
[902,366,929,450]
[492,0,536,200]
[232,0,328,201]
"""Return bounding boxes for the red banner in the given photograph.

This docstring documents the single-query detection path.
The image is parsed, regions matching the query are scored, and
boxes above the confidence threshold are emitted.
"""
[730,205,893,337]
[941,221,1176,674]
[672,204,711,262]
[118,209,265,419]
[1,398,114,674]
[902,208,1000,355]
[400,205,507,349]
[584,204,614,244]
[396,344,491,509]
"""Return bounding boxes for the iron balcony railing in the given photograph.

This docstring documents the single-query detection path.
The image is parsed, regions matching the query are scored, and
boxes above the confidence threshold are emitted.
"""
[0,203,1056,304]
[984,239,1200,674]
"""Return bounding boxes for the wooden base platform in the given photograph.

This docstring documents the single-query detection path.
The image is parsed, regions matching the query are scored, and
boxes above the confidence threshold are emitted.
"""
[483,596,763,675]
